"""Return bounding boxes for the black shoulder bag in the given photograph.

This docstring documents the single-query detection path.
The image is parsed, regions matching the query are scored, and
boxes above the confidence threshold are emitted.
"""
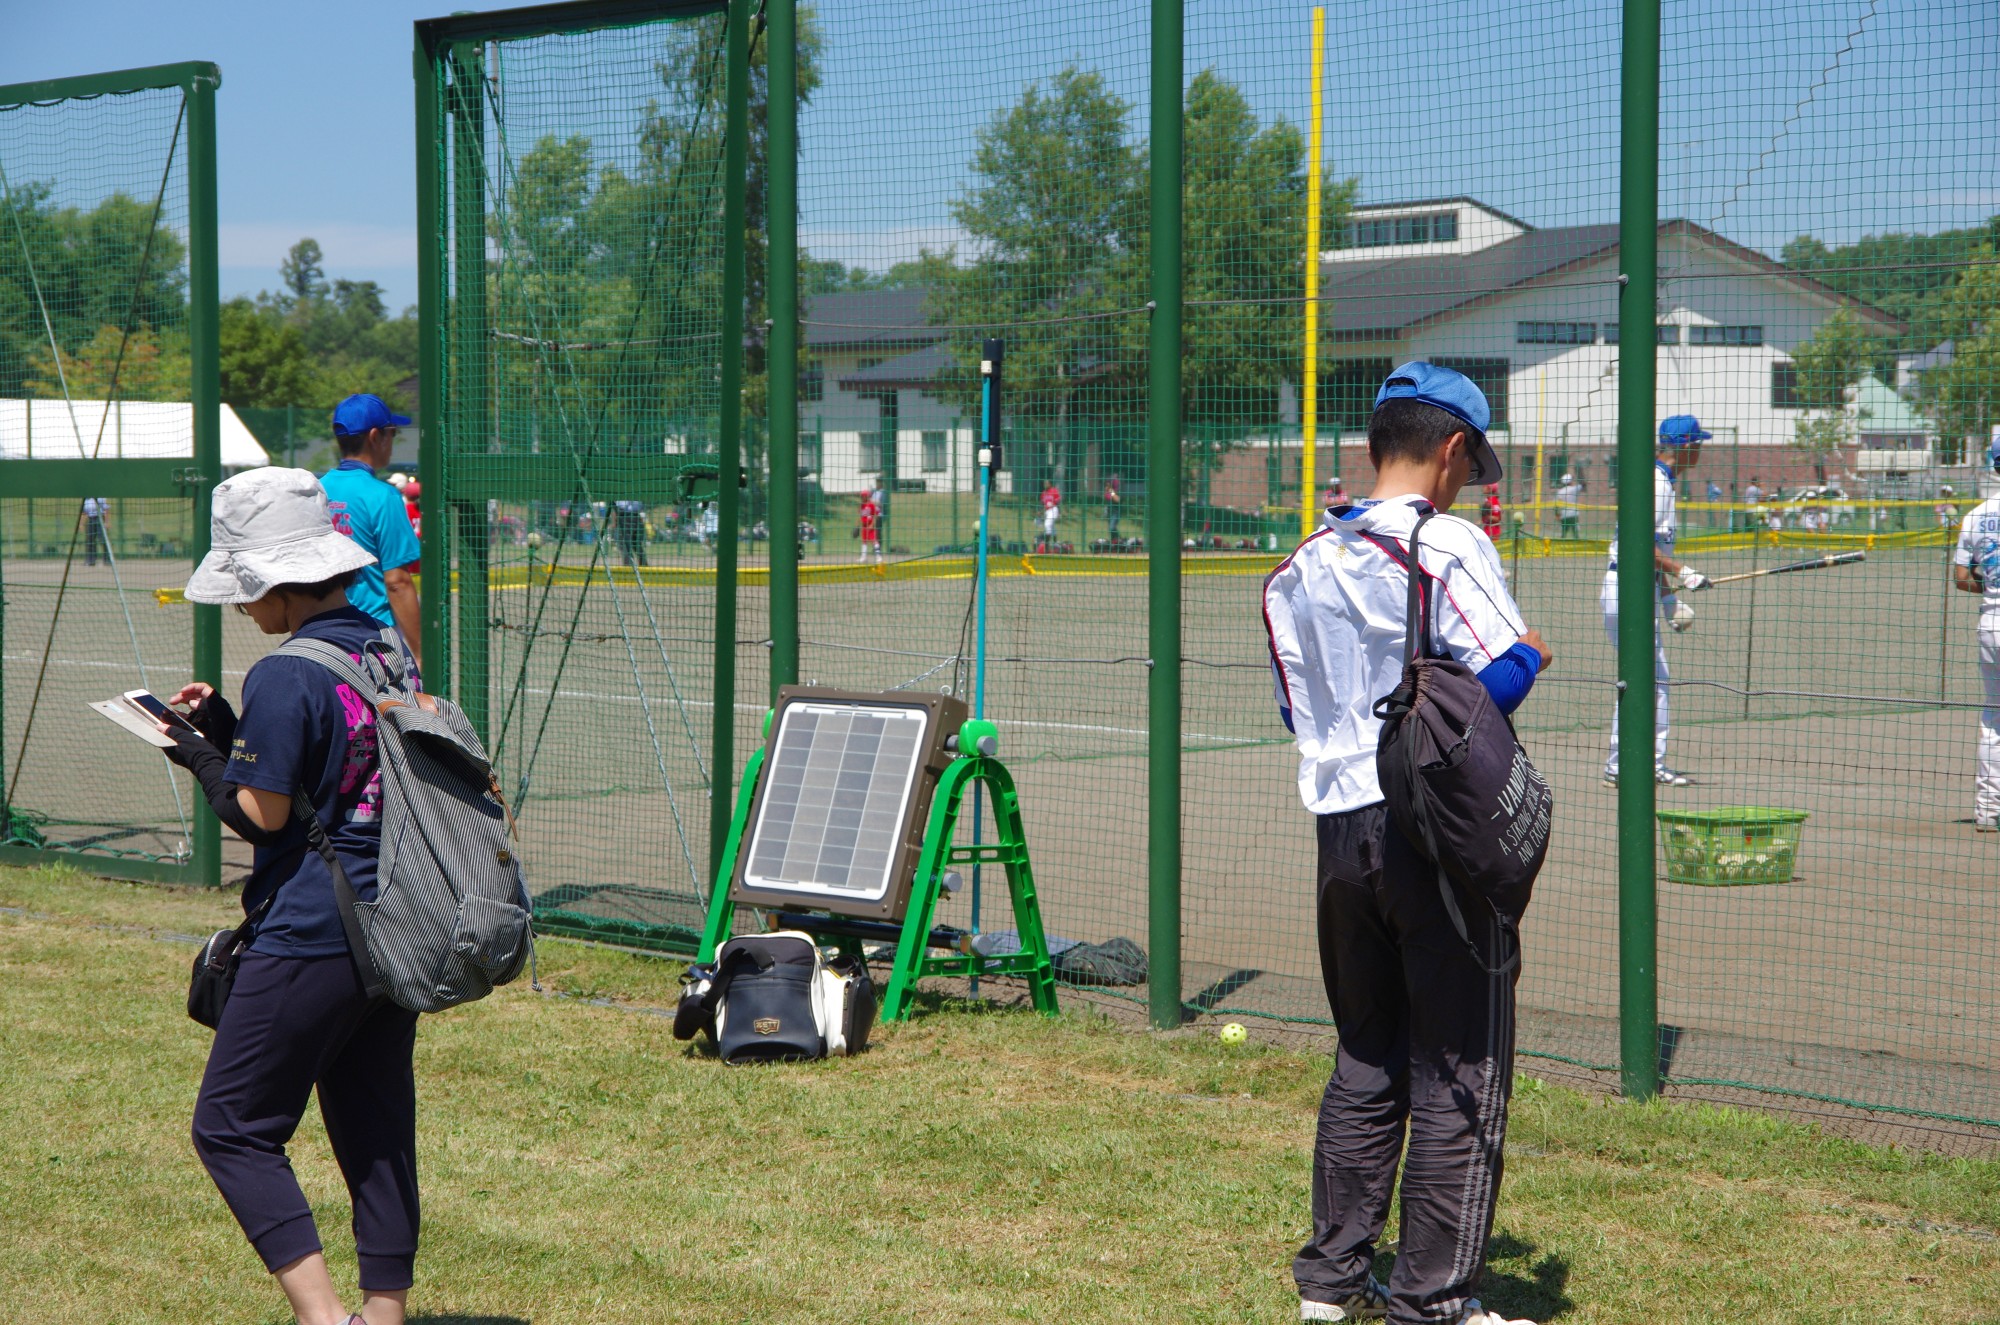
[187,790,377,1029]
[1370,510,1554,976]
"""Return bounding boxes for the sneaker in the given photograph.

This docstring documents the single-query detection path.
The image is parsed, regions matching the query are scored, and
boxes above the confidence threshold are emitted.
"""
[1602,770,1618,787]
[1977,818,1998,833]
[1299,1279,1389,1321]
[1655,767,1690,787]
[1457,1304,1536,1325]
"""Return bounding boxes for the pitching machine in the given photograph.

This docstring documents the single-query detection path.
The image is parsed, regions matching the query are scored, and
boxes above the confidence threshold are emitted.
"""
[694,686,1059,1021]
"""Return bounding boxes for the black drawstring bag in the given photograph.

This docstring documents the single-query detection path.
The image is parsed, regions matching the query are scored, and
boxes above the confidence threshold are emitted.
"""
[1370,510,1553,974]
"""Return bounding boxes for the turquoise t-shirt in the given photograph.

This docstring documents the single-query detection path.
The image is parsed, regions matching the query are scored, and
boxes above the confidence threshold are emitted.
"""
[320,460,420,627]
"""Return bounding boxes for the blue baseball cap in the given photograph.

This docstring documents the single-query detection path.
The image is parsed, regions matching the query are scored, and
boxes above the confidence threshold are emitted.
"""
[1988,430,2000,474]
[331,393,411,437]
[1373,361,1501,483]
[1658,414,1712,445]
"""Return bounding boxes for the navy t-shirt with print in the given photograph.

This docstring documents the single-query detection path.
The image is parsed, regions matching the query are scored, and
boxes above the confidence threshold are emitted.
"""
[229,606,389,957]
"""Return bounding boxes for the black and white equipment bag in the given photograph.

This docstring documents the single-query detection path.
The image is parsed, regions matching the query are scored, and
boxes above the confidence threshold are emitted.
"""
[673,932,877,1064]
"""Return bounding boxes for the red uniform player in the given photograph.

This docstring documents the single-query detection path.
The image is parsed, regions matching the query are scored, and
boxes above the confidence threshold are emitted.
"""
[857,493,881,564]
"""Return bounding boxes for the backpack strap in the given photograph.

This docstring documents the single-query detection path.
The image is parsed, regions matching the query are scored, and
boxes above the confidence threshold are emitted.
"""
[290,786,387,1001]
[1371,510,1520,978]
[274,636,382,697]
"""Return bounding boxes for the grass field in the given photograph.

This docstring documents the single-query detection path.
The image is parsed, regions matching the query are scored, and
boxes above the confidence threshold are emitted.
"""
[4,864,2000,1324]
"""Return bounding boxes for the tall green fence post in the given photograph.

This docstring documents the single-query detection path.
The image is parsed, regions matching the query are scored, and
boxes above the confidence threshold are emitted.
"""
[1617,0,1662,1100]
[767,0,798,699]
[709,0,752,887]
[449,46,490,740]
[1147,0,1184,1030]
[414,38,448,696]
[188,68,223,889]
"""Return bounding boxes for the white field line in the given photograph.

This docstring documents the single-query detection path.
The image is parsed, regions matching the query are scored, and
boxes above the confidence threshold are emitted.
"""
[508,686,1267,747]
[3,656,1270,747]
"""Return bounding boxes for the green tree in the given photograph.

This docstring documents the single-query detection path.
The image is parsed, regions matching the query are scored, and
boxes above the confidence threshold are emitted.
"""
[218,298,318,407]
[1786,309,1874,475]
[25,322,190,401]
[0,187,188,397]
[1917,249,2000,461]
[1183,68,1356,429]
[929,65,1147,424]
[279,237,327,307]
[926,63,1354,496]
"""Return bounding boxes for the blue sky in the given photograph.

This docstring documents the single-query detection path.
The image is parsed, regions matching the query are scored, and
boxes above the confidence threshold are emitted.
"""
[4,0,1995,311]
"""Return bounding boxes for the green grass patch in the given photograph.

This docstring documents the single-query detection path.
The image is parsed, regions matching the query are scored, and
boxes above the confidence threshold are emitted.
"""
[2,865,1997,1323]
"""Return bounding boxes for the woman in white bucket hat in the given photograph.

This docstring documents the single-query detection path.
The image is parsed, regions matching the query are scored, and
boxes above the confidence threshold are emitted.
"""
[161,467,421,1325]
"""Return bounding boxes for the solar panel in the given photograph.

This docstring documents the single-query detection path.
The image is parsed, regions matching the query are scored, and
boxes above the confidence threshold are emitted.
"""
[741,698,934,907]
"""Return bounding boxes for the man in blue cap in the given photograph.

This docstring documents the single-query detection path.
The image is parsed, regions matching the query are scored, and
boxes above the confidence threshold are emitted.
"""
[320,393,422,669]
[1600,414,1713,787]
[1265,362,1550,1325]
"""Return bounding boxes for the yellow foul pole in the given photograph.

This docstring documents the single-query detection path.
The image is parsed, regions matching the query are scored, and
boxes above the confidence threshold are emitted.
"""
[1301,5,1325,541]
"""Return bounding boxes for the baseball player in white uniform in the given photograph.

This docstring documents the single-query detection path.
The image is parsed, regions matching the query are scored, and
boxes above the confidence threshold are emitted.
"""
[1264,362,1550,1325]
[1555,473,1582,539]
[1953,438,2000,831]
[1602,415,1712,787]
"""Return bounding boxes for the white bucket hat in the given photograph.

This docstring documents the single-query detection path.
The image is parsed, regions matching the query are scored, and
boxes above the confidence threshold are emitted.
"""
[185,466,377,605]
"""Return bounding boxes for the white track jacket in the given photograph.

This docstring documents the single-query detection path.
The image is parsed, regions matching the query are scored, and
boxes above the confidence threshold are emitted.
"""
[1263,495,1527,815]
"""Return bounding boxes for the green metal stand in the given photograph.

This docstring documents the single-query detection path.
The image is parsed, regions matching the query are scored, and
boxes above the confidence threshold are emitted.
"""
[696,748,1059,1023]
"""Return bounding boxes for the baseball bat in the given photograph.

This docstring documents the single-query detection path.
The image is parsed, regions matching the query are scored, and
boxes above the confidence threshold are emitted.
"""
[1704,550,1866,587]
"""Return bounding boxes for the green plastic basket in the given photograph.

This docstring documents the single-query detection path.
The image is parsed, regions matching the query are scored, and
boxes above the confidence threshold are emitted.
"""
[1656,806,1809,886]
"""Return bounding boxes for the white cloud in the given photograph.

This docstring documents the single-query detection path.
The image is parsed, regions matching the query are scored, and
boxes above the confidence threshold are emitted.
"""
[217,221,416,272]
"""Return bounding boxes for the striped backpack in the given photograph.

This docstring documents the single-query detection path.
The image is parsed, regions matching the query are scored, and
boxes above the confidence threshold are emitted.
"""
[275,635,535,1012]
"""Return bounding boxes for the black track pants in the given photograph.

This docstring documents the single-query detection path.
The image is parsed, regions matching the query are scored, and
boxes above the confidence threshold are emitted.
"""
[1294,803,1520,1324]
[192,951,421,1291]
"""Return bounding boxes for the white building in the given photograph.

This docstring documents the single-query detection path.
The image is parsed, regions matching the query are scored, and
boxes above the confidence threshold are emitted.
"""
[1311,198,1905,478]
[800,289,978,496]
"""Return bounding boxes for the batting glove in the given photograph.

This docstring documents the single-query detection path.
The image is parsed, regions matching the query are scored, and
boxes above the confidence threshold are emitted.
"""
[1677,567,1711,592]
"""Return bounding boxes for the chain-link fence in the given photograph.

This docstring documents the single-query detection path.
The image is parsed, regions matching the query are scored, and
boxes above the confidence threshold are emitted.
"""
[399,0,2000,1129]
[0,63,223,887]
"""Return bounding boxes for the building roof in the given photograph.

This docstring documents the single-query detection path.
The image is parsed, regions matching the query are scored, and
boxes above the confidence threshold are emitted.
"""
[836,343,955,391]
[1850,373,1933,437]
[1344,195,1534,230]
[1321,218,1906,339]
[803,289,942,351]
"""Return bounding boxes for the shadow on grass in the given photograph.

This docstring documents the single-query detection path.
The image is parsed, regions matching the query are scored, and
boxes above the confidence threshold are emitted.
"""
[1371,1232,1575,1321]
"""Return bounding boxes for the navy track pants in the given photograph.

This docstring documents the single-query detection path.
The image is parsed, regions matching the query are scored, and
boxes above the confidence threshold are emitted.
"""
[1295,803,1521,1324]
[192,951,421,1291]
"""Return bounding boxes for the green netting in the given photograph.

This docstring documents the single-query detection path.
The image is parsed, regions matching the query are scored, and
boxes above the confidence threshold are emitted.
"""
[0,72,223,882]
[790,0,1156,994]
[425,5,746,944]
[420,0,2000,1129]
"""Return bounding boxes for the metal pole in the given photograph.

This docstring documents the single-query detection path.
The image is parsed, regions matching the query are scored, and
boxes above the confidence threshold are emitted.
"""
[414,34,448,698]
[767,0,798,700]
[1300,5,1323,542]
[451,47,490,740]
[1147,0,1184,1030]
[709,0,752,888]
[971,340,1001,994]
[1617,0,1662,1100]
[188,69,222,888]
